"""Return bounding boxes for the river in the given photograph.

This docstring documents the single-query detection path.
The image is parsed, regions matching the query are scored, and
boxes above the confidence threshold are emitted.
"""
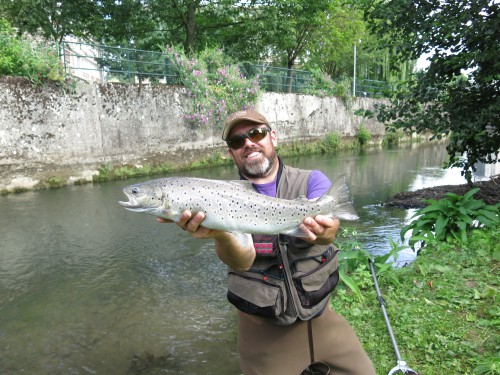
[0,143,490,375]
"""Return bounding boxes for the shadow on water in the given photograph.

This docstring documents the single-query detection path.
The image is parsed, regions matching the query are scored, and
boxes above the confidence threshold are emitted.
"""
[0,143,493,374]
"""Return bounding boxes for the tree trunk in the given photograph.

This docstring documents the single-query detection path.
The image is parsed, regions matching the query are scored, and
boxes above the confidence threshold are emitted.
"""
[184,1,197,55]
[286,55,295,93]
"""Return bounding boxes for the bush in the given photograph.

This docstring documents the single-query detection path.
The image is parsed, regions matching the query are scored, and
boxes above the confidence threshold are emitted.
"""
[164,46,262,128]
[303,68,353,101]
[357,125,371,146]
[401,188,499,249]
[321,132,341,152]
[0,18,65,84]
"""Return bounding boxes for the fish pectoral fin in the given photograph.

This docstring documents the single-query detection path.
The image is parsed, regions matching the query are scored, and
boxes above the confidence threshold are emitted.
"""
[229,232,253,249]
[282,227,309,239]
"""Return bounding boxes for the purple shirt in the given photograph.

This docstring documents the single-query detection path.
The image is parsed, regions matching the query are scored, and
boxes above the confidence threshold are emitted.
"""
[253,170,332,199]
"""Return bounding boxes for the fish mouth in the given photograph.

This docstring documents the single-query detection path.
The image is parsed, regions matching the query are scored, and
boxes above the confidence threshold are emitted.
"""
[118,193,141,210]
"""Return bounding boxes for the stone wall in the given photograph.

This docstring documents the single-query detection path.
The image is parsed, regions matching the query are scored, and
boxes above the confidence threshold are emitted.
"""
[0,77,385,192]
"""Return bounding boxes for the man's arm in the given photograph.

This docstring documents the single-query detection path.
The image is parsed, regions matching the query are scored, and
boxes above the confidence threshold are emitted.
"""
[157,211,256,271]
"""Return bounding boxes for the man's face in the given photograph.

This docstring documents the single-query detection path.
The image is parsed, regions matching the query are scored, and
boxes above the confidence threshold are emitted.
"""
[227,121,278,179]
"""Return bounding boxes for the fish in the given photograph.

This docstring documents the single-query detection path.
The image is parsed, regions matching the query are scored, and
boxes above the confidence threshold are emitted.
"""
[118,175,358,238]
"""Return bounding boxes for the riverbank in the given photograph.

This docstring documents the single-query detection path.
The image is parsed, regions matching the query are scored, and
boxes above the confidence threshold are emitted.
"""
[331,224,499,374]
[1,131,419,194]
[386,175,500,208]
[0,77,388,193]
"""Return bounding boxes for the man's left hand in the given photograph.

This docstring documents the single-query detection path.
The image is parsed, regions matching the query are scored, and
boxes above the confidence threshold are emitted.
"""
[300,215,340,244]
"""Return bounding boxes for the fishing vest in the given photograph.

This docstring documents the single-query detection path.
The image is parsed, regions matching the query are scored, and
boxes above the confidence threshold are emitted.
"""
[226,165,340,325]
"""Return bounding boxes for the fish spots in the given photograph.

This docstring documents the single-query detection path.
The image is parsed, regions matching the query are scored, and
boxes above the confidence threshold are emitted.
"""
[121,176,357,234]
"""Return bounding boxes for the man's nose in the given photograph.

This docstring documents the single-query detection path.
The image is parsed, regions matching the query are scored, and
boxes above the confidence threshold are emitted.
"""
[243,136,257,147]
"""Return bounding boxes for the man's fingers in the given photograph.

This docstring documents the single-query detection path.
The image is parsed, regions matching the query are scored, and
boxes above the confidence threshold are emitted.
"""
[303,216,325,235]
[314,215,336,228]
[185,211,205,232]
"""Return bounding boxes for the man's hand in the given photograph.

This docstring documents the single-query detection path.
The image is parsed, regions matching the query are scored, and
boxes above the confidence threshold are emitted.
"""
[156,210,222,240]
[300,215,340,244]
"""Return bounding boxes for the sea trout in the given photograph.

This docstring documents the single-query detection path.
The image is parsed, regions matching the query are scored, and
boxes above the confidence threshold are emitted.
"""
[119,176,358,237]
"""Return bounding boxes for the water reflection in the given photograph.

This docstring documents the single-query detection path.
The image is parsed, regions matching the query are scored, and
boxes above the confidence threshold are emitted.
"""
[0,143,493,375]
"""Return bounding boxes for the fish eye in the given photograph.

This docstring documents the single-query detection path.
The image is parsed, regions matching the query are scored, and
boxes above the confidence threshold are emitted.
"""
[131,188,139,194]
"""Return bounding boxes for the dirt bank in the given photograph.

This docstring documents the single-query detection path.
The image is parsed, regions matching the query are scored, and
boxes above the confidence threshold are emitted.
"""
[386,175,500,209]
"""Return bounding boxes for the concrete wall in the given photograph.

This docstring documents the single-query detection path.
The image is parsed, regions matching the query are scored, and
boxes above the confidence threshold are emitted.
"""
[0,76,385,192]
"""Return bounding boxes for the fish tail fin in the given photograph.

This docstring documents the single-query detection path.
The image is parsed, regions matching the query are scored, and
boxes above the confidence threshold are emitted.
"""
[317,175,359,221]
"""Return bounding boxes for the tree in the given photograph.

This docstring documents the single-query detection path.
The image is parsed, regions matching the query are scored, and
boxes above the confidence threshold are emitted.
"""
[363,0,500,183]
[94,0,157,49]
[93,0,269,56]
[246,0,331,92]
[0,0,97,43]
[306,1,365,79]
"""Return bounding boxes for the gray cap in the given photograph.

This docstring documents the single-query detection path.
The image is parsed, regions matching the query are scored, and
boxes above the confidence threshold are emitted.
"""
[222,109,269,140]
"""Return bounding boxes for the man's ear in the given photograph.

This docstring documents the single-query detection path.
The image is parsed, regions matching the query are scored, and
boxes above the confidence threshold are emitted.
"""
[270,129,278,147]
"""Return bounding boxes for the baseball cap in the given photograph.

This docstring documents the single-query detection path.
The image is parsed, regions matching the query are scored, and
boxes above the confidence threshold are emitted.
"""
[222,109,270,140]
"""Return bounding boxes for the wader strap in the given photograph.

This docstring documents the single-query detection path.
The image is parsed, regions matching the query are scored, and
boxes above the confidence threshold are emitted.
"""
[307,319,315,363]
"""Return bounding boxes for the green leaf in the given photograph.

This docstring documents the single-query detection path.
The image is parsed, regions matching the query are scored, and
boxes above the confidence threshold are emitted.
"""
[339,269,363,301]
[462,200,485,211]
[477,209,499,223]
[435,216,449,238]
[462,188,480,201]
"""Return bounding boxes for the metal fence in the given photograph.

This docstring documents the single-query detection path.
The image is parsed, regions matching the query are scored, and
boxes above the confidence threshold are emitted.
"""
[60,40,180,84]
[239,62,314,93]
[60,40,390,97]
[355,79,393,98]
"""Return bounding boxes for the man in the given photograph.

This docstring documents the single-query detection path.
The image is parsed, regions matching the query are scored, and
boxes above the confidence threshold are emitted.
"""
[158,109,375,375]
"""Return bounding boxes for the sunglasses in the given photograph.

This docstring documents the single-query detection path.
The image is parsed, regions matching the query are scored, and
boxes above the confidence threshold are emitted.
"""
[226,127,271,150]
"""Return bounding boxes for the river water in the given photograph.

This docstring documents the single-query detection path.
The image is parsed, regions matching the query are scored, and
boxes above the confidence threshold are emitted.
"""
[0,143,491,375]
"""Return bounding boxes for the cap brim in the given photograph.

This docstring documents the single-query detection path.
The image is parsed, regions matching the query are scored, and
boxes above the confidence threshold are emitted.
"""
[222,117,267,141]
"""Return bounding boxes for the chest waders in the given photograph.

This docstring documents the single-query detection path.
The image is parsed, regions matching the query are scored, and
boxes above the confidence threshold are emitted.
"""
[228,162,340,374]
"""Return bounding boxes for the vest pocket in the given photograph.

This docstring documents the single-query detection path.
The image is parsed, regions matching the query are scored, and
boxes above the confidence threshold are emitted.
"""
[291,248,339,308]
[227,272,287,318]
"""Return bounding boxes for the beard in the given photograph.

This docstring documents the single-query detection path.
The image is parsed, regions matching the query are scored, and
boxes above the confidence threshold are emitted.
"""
[237,147,278,179]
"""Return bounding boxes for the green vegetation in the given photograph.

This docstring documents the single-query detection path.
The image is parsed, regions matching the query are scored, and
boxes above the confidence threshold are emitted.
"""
[46,176,64,188]
[189,150,229,169]
[165,46,262,128]
[93,162,176,182]
[0,0,411,89]
[382,129,406,147]
[0,18,65,84]
[402,189,500,249]
[333,224,499,375]
[336,229,404,301]
[362,0,499,183]
[356,124,371,146]
[91,131,383,184]
[335,189,499,374]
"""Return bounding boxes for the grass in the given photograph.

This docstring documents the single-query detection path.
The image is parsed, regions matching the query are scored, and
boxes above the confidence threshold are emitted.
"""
[3,131,420,194]
[331,225,499,374]
[91,133,366,184]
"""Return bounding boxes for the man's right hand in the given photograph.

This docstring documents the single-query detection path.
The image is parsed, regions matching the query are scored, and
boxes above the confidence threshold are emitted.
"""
[157,210,222,240]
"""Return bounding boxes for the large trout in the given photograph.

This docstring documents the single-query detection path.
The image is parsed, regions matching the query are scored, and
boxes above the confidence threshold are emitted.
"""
[119,176,358,237]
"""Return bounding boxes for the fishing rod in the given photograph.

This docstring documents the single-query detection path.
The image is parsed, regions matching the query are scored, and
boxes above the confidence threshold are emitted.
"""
[368,258,419,375]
